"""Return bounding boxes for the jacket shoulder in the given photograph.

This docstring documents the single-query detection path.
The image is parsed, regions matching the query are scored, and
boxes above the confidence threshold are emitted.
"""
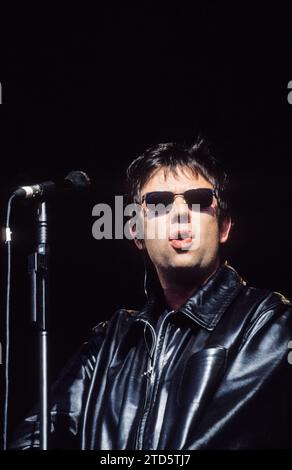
[239,285,292,344]
[90,308,141,347]
[242,284,292,311]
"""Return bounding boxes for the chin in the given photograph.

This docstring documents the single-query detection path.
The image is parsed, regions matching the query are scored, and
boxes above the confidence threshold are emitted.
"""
[168,257,200,270]
[172,250,198,262]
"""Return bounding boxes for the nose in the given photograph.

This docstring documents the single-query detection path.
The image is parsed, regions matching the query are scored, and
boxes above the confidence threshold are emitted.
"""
[171,195,190,224]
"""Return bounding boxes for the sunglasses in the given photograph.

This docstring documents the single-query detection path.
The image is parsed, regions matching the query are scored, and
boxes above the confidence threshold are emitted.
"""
[141,188,216,211]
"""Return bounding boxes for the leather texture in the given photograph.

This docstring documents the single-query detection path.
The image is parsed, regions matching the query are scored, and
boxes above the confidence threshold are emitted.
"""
[11,264,292,449]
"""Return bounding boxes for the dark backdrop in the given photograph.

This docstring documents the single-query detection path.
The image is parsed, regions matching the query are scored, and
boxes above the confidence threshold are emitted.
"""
[1,3,292,442]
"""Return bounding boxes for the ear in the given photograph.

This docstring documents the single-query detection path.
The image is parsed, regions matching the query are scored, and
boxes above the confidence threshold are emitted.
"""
[129,222,146,251]
[219,216,233,244]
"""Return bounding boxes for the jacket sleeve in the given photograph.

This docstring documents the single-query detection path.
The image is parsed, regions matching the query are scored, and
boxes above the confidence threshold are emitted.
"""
[187,301,292,449]
[10,323,107,450]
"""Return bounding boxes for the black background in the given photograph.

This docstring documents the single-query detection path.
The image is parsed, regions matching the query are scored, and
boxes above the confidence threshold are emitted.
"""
[1,3,292,443]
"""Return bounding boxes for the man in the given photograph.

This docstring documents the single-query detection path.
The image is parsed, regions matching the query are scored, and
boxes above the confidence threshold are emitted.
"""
[12,138,292,449]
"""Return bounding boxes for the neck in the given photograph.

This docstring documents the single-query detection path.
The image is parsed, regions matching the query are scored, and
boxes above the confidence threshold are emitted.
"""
[157,260,220,311]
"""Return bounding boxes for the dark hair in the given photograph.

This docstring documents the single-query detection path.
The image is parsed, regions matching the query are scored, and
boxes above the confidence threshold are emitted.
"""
[126,137,231,226]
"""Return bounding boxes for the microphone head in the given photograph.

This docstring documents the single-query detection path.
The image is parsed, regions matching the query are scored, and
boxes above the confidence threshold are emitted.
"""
[13,181,56,199]
[64,170,91,191]
[12,171,91,200]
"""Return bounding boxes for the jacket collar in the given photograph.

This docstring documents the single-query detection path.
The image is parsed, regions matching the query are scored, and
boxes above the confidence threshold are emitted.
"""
[135,263,246,331]
[178,263,246,330]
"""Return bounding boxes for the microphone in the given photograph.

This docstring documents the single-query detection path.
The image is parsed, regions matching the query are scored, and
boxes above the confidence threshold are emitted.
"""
[13,170,91,199]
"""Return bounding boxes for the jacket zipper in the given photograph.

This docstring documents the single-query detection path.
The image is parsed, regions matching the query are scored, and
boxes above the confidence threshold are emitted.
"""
[134,311,174,450]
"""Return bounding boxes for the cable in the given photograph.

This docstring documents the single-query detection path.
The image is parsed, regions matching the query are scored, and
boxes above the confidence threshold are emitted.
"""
[143,254,149,304]
[3,194,15,450]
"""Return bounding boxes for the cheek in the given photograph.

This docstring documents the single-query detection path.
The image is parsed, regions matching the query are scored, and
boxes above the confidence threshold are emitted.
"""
[144,214,170,241]
[144,237,169,267]
[143,216,171,261]
[197,214,220,242]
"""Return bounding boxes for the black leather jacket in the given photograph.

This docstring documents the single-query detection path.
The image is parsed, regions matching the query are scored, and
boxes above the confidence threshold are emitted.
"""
[12,264,292,449]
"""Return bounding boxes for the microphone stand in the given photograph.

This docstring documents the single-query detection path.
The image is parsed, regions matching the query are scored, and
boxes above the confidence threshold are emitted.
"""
[28,201,50,450]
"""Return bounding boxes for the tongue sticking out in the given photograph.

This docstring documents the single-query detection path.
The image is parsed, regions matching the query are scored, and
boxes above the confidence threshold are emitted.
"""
[169,237,192,249]
[169,229,193,250]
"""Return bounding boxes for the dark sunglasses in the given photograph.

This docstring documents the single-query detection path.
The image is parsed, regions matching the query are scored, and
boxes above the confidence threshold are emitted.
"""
[141,188,216,210]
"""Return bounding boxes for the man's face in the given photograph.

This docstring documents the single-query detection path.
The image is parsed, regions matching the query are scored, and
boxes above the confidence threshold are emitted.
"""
[134,166,231,282]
